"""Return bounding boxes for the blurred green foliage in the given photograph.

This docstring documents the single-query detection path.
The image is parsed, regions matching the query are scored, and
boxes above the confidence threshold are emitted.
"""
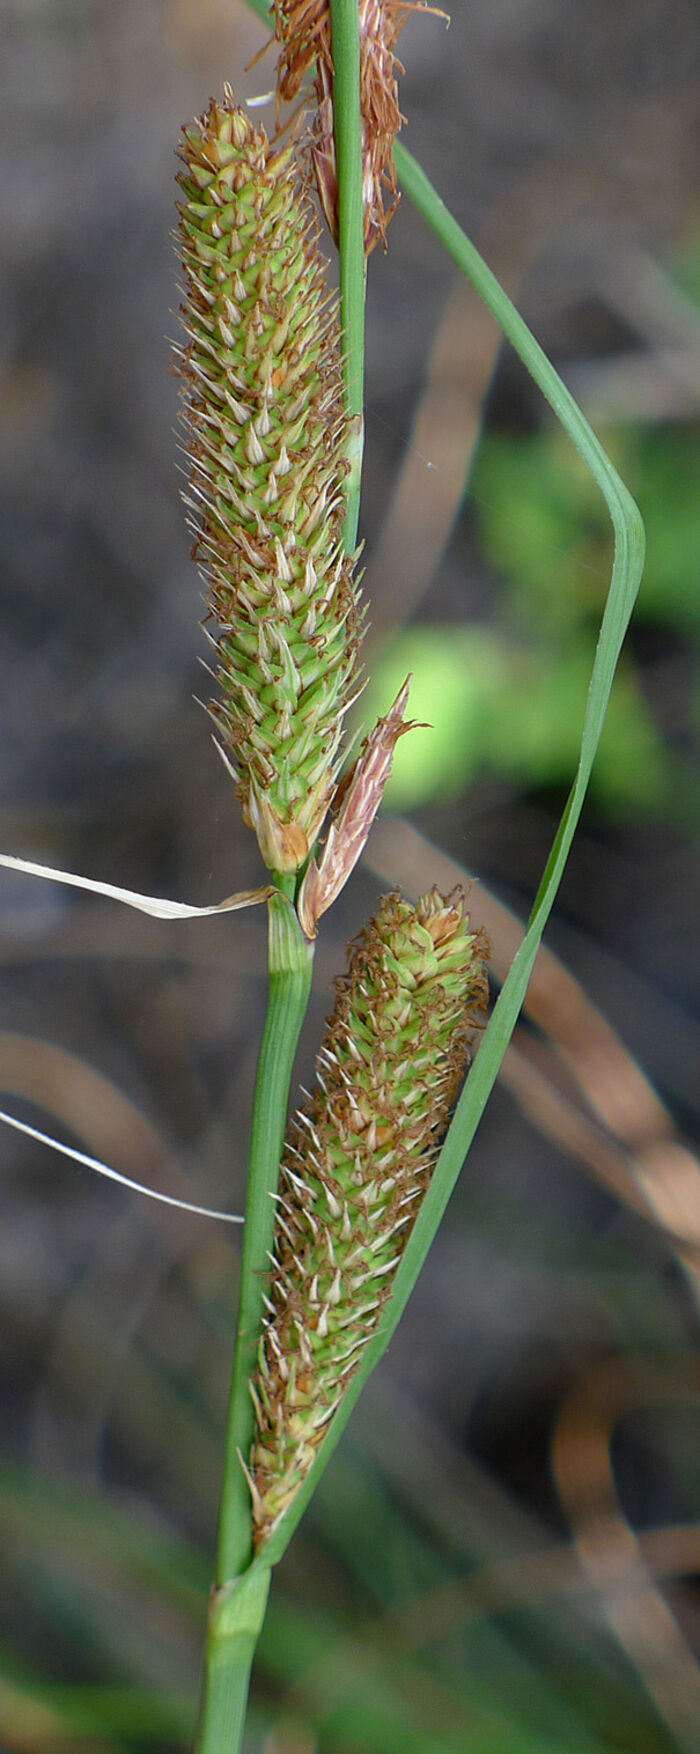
[1,1336,692,1754]
[368,413,699,824]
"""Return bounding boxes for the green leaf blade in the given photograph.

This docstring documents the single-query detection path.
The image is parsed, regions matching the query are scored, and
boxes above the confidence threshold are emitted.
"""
[252,144,645,1573]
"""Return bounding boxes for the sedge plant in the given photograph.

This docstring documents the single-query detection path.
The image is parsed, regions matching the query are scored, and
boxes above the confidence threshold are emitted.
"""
[182,1,644,1744]
[0,0,645,1749]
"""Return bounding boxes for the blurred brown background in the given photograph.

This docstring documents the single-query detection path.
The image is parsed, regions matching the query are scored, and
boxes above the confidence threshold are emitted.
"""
[0,2,699,1751]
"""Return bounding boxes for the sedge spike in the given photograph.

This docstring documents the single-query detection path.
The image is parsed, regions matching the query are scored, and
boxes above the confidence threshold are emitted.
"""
[176,90,363,872]
[249,887,489,1541]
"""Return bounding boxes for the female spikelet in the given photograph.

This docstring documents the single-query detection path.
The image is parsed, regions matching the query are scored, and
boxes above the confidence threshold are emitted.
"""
[176,91,362,873]
[249,888,489,1540]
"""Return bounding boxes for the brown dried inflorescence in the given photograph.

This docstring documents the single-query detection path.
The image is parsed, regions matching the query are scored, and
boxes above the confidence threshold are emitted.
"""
[274,0,440,252]
[248,887,490,1541]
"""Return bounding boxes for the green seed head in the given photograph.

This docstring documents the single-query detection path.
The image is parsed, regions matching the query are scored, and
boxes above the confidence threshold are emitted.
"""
[249,888,490,1541]
[176,90,363,872]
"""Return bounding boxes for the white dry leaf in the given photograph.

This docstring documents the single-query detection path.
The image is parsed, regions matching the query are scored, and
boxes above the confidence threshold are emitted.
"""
[0,1108,242,1223]
[0,851,273,918]
[0,848,267,1222]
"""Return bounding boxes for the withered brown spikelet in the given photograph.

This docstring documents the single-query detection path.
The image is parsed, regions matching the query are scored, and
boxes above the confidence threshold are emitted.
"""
[176,90,362,873]
[249,888,489,1542]
[275,0,437,253]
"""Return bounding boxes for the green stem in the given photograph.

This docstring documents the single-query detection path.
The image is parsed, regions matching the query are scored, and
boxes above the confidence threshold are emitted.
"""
[194,8,365,1744]
[196,1565,271,1753]
[218,881,312,1578]
[242,0,366,547]
[196,882,313,1751]
[329,0,366,550]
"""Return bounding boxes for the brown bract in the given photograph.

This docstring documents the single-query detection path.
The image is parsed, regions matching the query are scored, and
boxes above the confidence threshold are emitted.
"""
[274,0,446,253]
[297,675,416,938]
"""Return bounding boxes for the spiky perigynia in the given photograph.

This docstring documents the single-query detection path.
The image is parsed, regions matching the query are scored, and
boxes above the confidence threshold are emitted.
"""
[274,0,445,253]
[247,888,489,1542]
[176,90,363,873]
